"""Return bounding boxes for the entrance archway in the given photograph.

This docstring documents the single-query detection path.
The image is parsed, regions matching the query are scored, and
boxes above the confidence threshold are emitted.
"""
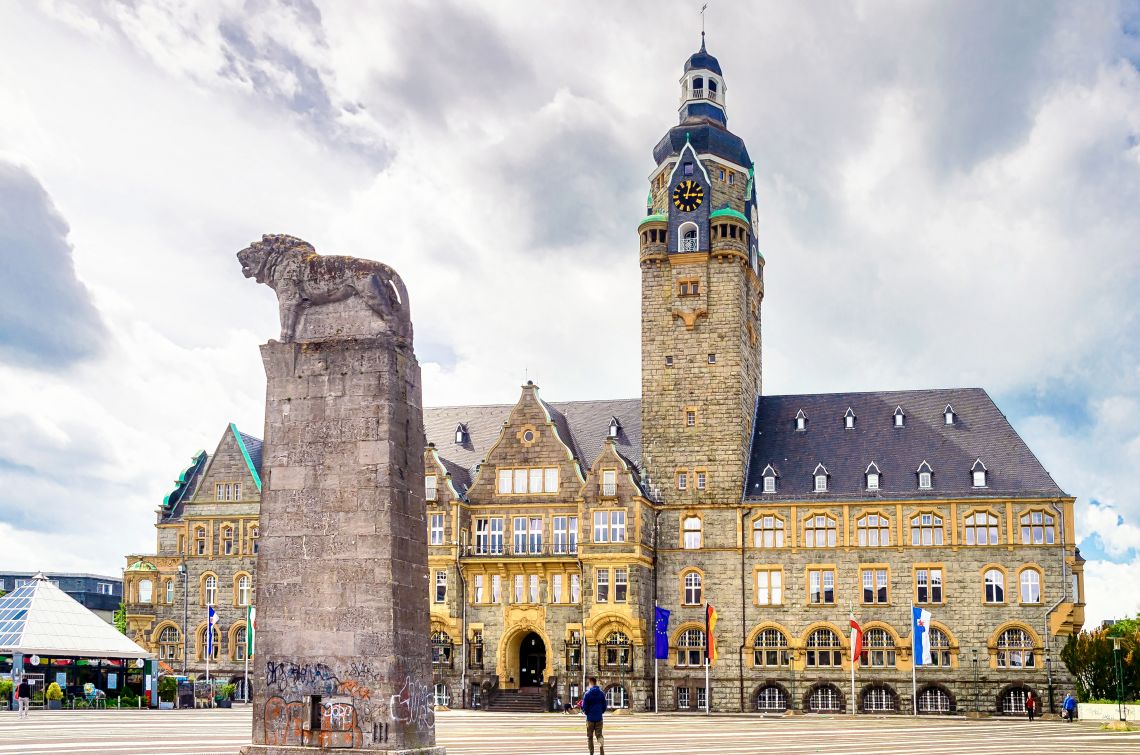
[517,632,546,687]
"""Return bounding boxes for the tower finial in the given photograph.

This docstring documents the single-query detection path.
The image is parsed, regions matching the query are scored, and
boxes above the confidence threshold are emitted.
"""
[700,3,708,51]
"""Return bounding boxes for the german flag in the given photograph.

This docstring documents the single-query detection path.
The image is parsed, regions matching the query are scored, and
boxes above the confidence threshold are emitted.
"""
[705,603,718,662]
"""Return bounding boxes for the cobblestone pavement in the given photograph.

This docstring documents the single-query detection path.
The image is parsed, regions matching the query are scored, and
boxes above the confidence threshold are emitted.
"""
[0,708,1138,754]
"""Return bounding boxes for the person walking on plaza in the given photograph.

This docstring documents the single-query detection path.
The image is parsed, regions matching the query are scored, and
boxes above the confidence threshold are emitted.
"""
[1062,692,1077,722]
[1026,690,1036,722]
[582,676,608,755]
[15,677,31,718]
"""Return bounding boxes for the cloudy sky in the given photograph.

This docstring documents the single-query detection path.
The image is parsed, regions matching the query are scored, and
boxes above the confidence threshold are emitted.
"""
[1,1,1138,627]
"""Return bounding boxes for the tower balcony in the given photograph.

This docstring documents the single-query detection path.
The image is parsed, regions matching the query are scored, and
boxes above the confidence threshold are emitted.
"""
[679,237,700,253]
[680,88,719,105]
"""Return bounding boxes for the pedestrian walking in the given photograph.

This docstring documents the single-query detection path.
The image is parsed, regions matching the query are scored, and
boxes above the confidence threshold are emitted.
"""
[1062,692,1077,722]
[1026,690,1036,722]
[582,676,608,755]
[16,677,31,718]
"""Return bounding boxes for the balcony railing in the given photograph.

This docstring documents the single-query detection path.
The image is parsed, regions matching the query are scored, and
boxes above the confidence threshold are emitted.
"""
[463,544,578,558]
[682,88,718,104]
[601,483,617,497]
[680,237,700,252]
[425,488,437,501]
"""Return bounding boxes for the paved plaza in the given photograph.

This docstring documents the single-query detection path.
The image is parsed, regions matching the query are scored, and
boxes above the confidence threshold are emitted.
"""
[1,708,1139,754]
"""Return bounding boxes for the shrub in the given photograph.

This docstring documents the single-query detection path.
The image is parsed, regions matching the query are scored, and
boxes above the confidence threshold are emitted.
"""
[219,683,237,701]
[46,682,64,701]
[0,680,12,698]
[1062,627,1140,702]
[158,676,178,702]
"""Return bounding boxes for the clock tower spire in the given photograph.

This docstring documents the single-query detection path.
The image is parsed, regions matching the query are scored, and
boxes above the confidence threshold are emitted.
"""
[639,39,764,505]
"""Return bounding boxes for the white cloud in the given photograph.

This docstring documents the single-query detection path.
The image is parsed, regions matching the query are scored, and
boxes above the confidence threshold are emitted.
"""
[1083,556,1140,627]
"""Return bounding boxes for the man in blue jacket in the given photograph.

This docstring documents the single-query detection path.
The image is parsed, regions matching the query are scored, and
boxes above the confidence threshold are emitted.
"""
[581,676,607,755]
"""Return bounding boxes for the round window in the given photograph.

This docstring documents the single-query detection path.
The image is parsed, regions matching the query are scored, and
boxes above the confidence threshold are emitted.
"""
[523,430,535,442]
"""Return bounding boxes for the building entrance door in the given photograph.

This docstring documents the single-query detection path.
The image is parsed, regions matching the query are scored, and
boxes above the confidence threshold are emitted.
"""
[517,632,546,687]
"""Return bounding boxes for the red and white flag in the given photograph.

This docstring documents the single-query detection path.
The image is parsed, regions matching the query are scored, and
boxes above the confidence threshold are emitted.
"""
[849,614,863,665]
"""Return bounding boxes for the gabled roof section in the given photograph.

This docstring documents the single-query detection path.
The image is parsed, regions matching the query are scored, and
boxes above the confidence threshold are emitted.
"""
[972,458,988,472]
[0,576,151,658]
[161,450,208,518]
[745,388,1066,501]
[231,423,263,491]
[865,461,881,474]
[917,460,933,473]
[761,463,778,478]
[423,397,642,495]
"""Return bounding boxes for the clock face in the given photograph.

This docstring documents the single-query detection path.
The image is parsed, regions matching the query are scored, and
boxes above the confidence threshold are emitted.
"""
[672,179,704,212]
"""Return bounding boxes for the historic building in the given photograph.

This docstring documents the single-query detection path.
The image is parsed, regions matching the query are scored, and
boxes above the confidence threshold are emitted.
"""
[122,423,261,695]
[125,37,1083,716]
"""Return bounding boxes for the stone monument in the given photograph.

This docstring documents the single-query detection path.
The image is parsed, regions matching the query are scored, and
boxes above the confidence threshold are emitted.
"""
[238,234,443,755]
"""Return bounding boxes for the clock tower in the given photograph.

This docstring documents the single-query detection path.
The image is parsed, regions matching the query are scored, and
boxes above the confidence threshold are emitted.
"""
[639,35,764,505]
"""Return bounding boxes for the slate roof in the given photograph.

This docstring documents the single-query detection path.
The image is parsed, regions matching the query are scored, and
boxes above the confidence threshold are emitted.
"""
[424,398,642,494]
[744,388,1066,501]
[684,42,722,75]
[653,122,750,168]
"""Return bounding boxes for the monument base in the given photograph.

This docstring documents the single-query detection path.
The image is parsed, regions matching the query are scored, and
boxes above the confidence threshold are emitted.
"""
[241,746,445,755]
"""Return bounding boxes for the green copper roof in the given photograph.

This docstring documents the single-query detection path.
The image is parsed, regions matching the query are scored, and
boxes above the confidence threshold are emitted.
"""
[230,423,263,491]
[639,213,668,227]
[126,560,157,572]
[710,206,748,222]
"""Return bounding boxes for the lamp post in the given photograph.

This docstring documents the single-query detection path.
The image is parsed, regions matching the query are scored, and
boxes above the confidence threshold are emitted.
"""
[1046,654,1054,715]
[178,561,188,675]
[1113,637,1125,722]
[971,648,979,714]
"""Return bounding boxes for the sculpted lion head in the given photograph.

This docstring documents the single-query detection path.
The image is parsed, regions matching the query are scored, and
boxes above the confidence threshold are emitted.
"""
[237,234,315,284]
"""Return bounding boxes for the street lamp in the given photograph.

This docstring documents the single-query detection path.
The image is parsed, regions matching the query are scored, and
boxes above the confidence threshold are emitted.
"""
[1046,654,1054,715]
[177,562,188,675]
[971,648,979,714]
[1113,637,1125,722]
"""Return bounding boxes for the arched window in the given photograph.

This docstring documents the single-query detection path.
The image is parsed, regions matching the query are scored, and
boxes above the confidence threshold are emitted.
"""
[752,515,785,547]
[997,628,1035,668]
[752,628,789,667]
[203,575,217,606]
[679,222,699,253]
[605,685,629,709]
[929,628,952,667]
[707,78,718,100]
[158,626,180,661]
[964,511,1000,545]
[137,579,153,604]
[199,625,220,660]
[682,571,703,606]
[1019,511,1055,545]
[604,631,631,669]
[194,527,207,556]
[910,513,944,546]
[233,623,248,661]
[804,515,837,547]
[856,513,890,546]
[248,525,260,554]
[691,76,704,98]
[984,568,1005,604]
[861,628,896,668]
[677,628,706,667]
[862,685,897,712]
[236,575,252,606]
[808,684,842,712]
[431,631,452,666]
[917,686,952,714]
[433,683,450,707]
[755,685,787,712]
[221,526,234,556]
[682,517,702,549]
[1001,686,1031,714]
[806,628,842,667]
[164,579,175,604]
[1019,569,1042,604]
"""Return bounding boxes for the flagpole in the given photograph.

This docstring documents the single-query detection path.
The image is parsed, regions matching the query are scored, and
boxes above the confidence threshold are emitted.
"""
[911,605,917,716]
[704,655,710,716]
[243,607,249,704]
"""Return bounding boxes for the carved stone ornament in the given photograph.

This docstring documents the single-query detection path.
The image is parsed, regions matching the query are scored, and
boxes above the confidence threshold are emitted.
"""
[237,234,412,343]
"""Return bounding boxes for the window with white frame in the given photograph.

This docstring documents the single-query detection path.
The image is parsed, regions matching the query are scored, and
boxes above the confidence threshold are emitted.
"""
[677,470,688,490]
[514,575,524,603]
[425,475,437,501]
[429,513,444,546]
[865,462,881,491]
[433,683,450,707]
[808,568,836,604]
[491,574,501,603]
[596,568,610,602]
[910,513,944,546]
[893,407,905,427]
[918,686,951,713]
[972,465,987,487]
[752,515,785,548]
[552,574,563,603]
[682,571,702,605]
[862,686,897,711]
[755,685,787,711]
[795,410,807,431]
[602,469,617,496]
[856,513,890,546]
[1019,569,1041,604]
[683,516,702,548]
[435,571,447,603]
[928,628,952,667]
[984,568,1005,603]
[1019,511,1055,545]
[916,567,943,604]
[860,629,896,667]
[804,514,837,547]
[513,517,528,554]
[861,567,888,604]
[165,580,174,604]
[677,628,706,667]
[158,626,180,660]
[806,629,842,667]
[844,408,856,429]
[497,467,559,494]
[814,472,828,492]
[964,512,1000,545]
[204,575,217,606]
[137,579,153,603]
[763,475,776,493]
[593,511,609,543]
[472,574,483,603]
[753,629,789,667]
[677,686,690,710]
[696,470,706,490]
[756,569,782,605]
[614,568,628,602]
[529,574,540,603]
[237,575,251,606]
[554,516,578,554]
[98,582,114,595]
[528,517,543,553]
[809,685,842,712]
[571,573,581,603]
[997,628,1035,668]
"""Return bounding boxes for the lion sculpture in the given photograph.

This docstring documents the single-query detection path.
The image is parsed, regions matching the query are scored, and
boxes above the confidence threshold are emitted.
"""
[237,234,411,343]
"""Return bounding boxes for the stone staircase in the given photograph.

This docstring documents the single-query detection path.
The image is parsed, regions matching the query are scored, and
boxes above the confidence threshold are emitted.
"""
[486,686,547,713]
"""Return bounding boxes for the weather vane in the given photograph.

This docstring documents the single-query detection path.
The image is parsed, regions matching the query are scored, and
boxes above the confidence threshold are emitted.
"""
[700,3,708,46]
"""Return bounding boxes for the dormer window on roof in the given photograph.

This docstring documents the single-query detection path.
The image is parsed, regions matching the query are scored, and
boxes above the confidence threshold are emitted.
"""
[917,461,933,490]
[944,405,955,425]
[865,462,881,491]
[844,408,856,430]
[894,406,905,427]
[813,463,829,492]
[608,417,621,439]
[972,459,988,488]
[761,464,778,494]
[795,410,807,432]
[454,424,468,445]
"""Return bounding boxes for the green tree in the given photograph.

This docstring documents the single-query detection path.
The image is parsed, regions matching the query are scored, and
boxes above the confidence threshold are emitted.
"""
[1061,627,1140,702]
[113,602,128,635]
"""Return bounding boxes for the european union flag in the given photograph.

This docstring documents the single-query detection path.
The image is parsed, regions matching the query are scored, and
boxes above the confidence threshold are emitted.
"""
[654,606,671,660]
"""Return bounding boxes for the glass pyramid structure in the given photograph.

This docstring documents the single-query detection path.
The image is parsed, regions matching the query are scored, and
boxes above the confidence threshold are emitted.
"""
[0,574,149,659]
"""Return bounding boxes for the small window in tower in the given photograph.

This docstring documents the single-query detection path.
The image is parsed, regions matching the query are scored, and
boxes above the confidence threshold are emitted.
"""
[728,172,735,185]
[730,226,737,239]
[707,354,716,364]
[665,356,674,367]
[720,223,727,237]
[719,169,726,181]
[686,410,696,427]
[684,162,694,176]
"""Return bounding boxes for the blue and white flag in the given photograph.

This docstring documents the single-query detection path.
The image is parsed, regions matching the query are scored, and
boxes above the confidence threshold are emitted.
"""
[654,606,671,660]
[207,606,219,655]
[912,606,932,666]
